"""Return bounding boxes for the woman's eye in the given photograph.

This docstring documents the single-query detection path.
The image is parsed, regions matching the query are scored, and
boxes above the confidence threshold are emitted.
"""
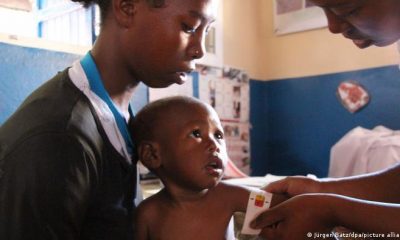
[190,129,201,138]
[345,8,359,18]
[182,23,196,34]
[334,7,359,19]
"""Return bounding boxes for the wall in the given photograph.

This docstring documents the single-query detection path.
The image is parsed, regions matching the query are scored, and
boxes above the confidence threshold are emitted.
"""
[222,0,399,80]
[0,35,147,124]
[223,0,264,78]
[250,65,400,177]
[222,1,400,177]
[2,3,399,177]
[0,39,81,124]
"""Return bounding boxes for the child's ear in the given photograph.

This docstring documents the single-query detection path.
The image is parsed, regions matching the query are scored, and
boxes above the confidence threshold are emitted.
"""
[138,141,161,169]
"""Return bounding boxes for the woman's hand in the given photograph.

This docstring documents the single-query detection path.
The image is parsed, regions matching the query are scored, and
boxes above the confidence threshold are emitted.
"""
[252,194,338,240]
[265,176,322,197]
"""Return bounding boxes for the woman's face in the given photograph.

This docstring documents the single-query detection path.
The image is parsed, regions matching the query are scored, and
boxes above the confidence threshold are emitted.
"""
[310,0,400,48]
[122,0,218,88]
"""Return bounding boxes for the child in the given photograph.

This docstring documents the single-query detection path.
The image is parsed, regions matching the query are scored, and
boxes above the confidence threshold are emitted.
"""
[131,96,286,240]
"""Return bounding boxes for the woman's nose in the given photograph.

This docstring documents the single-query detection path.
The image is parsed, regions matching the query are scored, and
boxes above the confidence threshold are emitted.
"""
[324,9,351,34]
[189,32,206,60]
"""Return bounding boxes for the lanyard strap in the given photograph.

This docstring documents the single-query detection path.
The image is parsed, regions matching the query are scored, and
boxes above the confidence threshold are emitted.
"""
[80,52,133,155]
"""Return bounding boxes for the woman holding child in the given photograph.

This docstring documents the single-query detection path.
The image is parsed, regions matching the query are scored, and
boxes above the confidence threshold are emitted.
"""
[0,0,218,239]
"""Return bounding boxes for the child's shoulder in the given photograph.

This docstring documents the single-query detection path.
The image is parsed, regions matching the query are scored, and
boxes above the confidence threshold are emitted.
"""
[136,190,166,219]
[214,181,252,194]
[213,182,251,201]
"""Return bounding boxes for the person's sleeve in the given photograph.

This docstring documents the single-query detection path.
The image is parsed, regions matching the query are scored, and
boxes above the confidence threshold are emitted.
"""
[0,132,99,240]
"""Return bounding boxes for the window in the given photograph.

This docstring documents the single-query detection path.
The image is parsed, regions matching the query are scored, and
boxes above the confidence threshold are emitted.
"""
[0,0,94,46]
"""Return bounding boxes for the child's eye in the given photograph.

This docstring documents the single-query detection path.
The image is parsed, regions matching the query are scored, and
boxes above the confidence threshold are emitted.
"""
[182,23,196,34]
[190,129,201,138]
[215,131,224,140]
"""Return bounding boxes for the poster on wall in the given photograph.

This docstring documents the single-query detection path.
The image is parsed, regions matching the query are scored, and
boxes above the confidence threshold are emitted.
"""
[197,65,249,122]
[197,65,251,174]
[273,0,327,35]
[148,73,196,102]
[337,81,370,113]
[222,121,251,175]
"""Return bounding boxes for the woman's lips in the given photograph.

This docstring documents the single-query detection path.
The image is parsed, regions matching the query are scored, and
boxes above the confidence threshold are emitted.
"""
[175,69,194,84]
[352,39,373,48]
[343,32,373,48]
[175,72,187,84]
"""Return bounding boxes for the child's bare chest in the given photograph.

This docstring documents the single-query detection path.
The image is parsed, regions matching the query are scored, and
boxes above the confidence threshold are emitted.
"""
[148,204,234,240]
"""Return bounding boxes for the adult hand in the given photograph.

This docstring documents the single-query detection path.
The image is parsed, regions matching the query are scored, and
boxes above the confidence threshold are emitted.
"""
[252,194,337,240]
[265,176,322,197]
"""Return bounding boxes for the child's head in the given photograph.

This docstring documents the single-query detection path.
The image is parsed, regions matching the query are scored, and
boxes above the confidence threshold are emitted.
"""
[131,96,228,190]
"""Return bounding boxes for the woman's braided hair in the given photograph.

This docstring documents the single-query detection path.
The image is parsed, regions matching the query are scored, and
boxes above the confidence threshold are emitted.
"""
[71,0,165,23]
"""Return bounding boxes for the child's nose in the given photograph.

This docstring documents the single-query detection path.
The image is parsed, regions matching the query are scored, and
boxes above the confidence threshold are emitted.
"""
[207,136,220,153]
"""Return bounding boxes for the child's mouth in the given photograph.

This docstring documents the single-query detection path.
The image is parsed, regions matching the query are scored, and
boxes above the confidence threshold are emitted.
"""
[205,156,223,176]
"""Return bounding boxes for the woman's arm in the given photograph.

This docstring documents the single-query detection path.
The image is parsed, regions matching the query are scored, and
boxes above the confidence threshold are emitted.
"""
[265,164,400,203]
[321,164,400,202]
[218,182,289,213]
[253,193,400,240]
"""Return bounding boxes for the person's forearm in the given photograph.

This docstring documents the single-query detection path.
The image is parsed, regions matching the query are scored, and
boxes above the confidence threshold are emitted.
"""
[331,195,400,236]
[320,164,400,203]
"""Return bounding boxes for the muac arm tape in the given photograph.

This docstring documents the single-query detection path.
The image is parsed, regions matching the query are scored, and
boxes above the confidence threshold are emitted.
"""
[241,190,272,235]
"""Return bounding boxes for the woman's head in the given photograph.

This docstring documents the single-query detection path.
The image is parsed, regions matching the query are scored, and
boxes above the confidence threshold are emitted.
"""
[119,0,218,88]
[309,0,400,48]
[75,0,219,88]
[72,0,166,24]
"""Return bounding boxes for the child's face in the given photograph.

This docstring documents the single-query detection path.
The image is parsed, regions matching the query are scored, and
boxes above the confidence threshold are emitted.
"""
[310,0,400,48]
[157,102,228,191]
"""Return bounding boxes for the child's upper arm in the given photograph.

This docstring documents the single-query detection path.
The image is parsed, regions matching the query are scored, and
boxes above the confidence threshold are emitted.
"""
[217,182,252,213]
[133,201,152,240]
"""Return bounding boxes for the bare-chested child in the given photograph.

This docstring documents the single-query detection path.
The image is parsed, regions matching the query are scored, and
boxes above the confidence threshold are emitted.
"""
[131,96,286,240]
